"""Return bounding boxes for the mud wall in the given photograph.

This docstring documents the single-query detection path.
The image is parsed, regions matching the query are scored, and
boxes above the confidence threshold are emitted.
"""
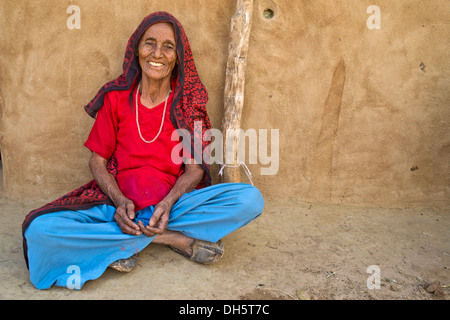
[0,0,449,208]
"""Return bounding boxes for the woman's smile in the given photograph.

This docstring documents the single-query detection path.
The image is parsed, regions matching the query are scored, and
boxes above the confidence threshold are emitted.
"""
[148,61,164,67]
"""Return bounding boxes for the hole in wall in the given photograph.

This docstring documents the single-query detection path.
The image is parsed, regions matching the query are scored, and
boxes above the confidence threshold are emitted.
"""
[263,8,274,19]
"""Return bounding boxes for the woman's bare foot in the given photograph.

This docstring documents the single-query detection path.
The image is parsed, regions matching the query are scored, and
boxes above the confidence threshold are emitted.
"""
[153,229,224,264]
[152,229,194,257]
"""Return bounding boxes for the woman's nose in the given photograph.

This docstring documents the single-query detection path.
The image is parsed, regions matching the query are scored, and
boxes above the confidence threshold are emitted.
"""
[153,44,163,58]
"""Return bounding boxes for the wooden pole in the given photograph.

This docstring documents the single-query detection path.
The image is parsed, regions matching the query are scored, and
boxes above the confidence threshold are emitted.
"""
[221,0,254,183]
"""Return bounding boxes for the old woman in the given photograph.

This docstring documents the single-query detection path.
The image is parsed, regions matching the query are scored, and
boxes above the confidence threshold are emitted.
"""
[22,11,264,290]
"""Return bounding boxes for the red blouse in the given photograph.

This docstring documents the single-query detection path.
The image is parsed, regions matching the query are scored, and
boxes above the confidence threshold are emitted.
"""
[85,82,186,212]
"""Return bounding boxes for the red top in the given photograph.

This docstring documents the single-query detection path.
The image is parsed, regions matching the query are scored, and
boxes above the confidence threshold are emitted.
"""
[85,82,187,211]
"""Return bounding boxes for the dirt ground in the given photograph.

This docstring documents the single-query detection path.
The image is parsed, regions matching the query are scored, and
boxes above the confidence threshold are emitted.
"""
[0,176,448,300]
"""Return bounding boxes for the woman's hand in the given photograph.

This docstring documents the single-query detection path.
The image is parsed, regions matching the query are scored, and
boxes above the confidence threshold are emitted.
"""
[88,152,142,236]
[138,200,171,237]
[114,197,142,236]
[137,160,204,238]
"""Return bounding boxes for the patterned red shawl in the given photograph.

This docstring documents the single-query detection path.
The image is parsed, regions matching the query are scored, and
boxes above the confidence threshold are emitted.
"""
[22,12,212,265]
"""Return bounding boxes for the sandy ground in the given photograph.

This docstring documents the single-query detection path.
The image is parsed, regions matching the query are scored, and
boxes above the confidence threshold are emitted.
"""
[0,177,448,300]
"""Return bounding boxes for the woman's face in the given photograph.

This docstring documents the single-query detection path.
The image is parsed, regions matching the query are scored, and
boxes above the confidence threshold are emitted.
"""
[137,22,177,83]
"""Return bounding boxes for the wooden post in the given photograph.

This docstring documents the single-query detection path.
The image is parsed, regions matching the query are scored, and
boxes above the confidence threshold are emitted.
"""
[221,0,254,183]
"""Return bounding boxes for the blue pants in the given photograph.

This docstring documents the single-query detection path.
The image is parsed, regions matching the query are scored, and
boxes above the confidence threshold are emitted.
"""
[24,183,264,290]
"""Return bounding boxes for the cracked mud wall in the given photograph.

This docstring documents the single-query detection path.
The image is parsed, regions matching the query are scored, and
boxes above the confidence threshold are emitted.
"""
[0,0,449,208]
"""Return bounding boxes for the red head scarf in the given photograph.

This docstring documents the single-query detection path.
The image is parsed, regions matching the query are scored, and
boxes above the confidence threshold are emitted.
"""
[22,12,212,266]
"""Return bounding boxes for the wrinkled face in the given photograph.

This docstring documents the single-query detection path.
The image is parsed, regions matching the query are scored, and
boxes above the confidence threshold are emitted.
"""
[137,22,177,83]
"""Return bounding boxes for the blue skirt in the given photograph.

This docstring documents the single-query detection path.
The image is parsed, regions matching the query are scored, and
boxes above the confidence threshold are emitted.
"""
[24,183,264,290]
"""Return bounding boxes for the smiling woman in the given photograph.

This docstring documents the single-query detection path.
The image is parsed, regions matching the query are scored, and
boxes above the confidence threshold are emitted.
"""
[22,11,264,290]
